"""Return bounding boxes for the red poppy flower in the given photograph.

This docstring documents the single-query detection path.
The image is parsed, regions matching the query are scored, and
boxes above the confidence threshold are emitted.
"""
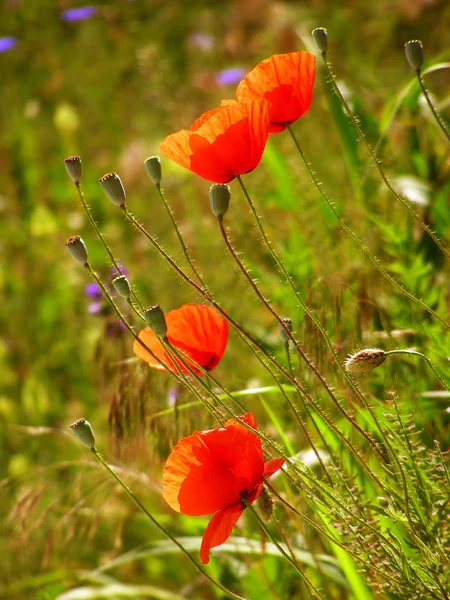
[133,304,228,375]
[159,100,271,183]
[162,412,284,564]
[236,52,316,133]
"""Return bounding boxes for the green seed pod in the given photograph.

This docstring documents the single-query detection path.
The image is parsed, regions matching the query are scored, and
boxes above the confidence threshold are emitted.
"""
[312,28,328,54]
[145,156,162,185]
[112,275,131,299]
[345,348,386,374]
[278,317,293,343]
[143,305,167,338]
[209,184,231,217]
[404,40,423,71]
[71,418,95,449]
[65,235,88,265]
[64,156,82,184]
[99,172,126,207]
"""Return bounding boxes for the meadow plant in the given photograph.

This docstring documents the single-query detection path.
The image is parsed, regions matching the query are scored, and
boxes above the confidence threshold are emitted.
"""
[63,31,449,600]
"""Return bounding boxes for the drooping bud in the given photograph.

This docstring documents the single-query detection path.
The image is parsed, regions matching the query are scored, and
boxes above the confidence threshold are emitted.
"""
[404,40,423,72]
[145,156,162,185]
[64,156,82,184]
[209,184,231,217]
[99,173,126,207]
[112,275,131,299]
[312,28,328,54]
[65,235,88,265]
[345,348,386,374]
[278,317,293,343]
[70,418,95,449]
[143,305,167,338]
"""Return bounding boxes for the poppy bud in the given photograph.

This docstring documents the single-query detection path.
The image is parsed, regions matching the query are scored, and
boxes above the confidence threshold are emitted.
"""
[278,317,293,343]
[145,156,162,185]
[64,155,82,184]
[209,184,231,217]
[345,348,386,374]
[99,172,126,207]
[65,235,88,265]
[312,28,328,54]
[143,305,167,338]
[70,418,95,449]
[404,40,423,72]
[112,275,131,299]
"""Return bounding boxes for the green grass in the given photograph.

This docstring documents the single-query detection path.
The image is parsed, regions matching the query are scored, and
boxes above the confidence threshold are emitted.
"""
[1,1,450,599]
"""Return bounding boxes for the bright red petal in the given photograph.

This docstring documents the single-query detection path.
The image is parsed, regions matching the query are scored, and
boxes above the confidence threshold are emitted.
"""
[133,304,228,374]
[236,52,316,131]
[162,413,264,516]
[200,501,244,564]
[263,457,285,478]
[166,304,229,371]
[189,101,270,183]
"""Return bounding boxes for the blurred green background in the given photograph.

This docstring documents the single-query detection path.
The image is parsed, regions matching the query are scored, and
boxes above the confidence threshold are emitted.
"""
[1,1,449,598]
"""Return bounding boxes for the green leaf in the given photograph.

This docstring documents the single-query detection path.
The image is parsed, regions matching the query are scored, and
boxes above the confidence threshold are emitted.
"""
[94,537,347,588]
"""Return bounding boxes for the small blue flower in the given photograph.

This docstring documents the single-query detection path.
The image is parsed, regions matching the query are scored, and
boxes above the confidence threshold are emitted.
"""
[61,6,96,22]
[215,67,246,86]
[0,37,17,53]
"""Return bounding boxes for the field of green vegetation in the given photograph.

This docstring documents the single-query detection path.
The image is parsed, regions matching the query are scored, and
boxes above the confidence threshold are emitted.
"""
[1,1,450,599]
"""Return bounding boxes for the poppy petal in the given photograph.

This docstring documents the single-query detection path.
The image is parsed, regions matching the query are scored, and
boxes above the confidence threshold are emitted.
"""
[160,101,270,184]
[263,457,285,478]
[133,304,229,374]
[165,304,229,371]
[236,52,316,131]
[162,413,264,516]
[159,129,192,170]
[199,501,244,564]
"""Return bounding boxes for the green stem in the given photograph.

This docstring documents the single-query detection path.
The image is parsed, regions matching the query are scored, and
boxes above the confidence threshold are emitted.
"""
[90,447,246,600]
[282,343,333,485]
[416,69,450,145]
[242,498,325,600]
[156,183,206,288]
[235,179,385,460]
[320,56,450,260]
[120,208,387,484]
[385,349,450,393]
[285,124,449,332]
[75,182,144,311]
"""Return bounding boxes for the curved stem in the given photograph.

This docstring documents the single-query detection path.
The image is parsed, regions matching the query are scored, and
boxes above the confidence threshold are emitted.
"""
[156,183,206,288]
[416,69,450,145]
[286,125,449,331]
[385,349,450,393]
[75,182,144,311]
[120,207,386,483]
[284,344,335,486]
[242,498,325,600]
[320,56,450,260]
[91,447,246,600]
[234,181,384,459]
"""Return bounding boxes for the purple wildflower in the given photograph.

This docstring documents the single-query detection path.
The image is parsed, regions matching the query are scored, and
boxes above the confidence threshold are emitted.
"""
[189,32,215,51]
[0,37,17,53]
[61,6,96,22]
[167,387,178,408]
[85,281,101,298]
[88,301,103,315]
[215,67,246,86]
